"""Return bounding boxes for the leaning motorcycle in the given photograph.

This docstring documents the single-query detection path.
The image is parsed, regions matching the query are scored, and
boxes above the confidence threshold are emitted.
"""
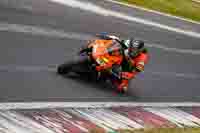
[57,35,129,93]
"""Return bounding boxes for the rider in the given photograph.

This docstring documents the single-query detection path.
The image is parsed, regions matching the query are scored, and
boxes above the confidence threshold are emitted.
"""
[96,34,149,92]
[80,34,149,92]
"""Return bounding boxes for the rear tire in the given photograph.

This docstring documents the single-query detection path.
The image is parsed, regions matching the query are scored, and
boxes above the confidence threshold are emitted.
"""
[57,63,72,75]
[57,56,90,75]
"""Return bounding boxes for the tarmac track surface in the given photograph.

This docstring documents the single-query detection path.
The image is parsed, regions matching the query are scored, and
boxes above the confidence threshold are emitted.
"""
[0,0,200,102]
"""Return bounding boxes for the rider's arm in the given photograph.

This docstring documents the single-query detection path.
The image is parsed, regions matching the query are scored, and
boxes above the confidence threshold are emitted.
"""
[79,47,92,54]
[96,62,113,71]
[119,52,149,80]
[79,40,95,54]
[107,35,128,49]
[119,40,130,49]
[134,52,149,72]
[120,71,136,80]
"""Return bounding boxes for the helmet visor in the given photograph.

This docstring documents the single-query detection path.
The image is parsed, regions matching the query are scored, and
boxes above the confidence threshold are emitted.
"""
[123,40,131,48]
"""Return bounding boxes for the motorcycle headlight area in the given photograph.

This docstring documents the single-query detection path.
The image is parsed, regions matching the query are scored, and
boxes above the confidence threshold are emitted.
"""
[96,57,108,65]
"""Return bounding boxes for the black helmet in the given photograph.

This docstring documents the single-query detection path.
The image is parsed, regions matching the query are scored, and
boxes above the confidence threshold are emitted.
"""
[131,40,144,50]
[122,38,144,48]
[128,40,145,57]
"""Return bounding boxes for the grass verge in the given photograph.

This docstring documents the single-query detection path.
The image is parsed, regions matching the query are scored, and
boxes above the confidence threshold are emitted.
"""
[90,127,200,133]
[117,0,200,22]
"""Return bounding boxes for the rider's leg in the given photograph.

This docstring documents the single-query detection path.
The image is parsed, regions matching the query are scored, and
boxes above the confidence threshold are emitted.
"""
[117,79,129,92]
[114,71,137,92]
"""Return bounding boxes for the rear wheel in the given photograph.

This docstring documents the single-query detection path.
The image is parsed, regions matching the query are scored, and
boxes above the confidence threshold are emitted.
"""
[57,63,72,74]
[57,56,91,75]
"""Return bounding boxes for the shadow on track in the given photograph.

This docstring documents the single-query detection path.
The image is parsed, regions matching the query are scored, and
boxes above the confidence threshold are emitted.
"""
[58,72,140,99]
[61,73,114,92]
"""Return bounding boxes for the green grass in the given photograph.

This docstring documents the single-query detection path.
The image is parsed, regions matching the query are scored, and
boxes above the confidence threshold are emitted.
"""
[118,0,200,22]
[90,127,200,133]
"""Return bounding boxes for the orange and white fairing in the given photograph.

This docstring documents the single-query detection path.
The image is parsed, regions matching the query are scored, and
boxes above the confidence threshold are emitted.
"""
[87,39,123,70]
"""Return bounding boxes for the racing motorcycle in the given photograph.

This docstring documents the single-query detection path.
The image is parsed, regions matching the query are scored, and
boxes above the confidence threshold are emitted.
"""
[57,34,129,93]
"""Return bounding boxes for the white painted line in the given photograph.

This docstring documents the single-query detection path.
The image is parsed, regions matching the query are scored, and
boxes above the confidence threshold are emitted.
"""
[106,0,200,25]
[50,0,200,38]
[0,112,29,133]
[0,65,56,72]
[0,22,93,40]
[147,43,200,55]
[53,109,89,132]
[99,108,143,128]
[0,22,200,55]
[170,108,200,125]
[0,111,55,133]
[73,109,115,132]
[146,71,200,79]
[81,109,126,129]
[0,102,200,110]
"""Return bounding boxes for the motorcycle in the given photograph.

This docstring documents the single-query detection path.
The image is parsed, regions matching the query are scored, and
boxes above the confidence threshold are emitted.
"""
[57,34,129,93]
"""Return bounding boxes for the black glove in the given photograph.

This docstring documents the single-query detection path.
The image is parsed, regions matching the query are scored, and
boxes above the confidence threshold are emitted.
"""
[79,47,92,54]
[110,64,122,80]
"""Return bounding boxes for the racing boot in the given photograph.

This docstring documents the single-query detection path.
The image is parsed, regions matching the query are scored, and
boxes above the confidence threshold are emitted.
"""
[117,79,129,93]
[112,79,129,94]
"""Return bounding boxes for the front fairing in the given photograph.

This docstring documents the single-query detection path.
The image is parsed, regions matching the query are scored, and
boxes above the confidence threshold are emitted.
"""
[90,40,122,66]
[91,40,121,58]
